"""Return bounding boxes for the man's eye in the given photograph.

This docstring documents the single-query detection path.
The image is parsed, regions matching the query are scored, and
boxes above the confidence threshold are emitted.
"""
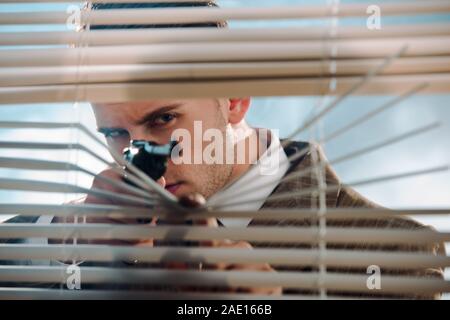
[105,129,128,138]
[153,113,177,126]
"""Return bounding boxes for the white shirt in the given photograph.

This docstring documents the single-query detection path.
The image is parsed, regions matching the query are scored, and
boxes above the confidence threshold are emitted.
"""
[207,130,290,227]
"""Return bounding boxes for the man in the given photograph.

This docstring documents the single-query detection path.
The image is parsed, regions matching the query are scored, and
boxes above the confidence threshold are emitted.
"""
[2,1,445,298]
[89,99,445,298]
[85,1,445,298]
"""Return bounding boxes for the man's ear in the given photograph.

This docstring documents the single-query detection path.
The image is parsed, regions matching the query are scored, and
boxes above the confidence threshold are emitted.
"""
[228,98,251,124]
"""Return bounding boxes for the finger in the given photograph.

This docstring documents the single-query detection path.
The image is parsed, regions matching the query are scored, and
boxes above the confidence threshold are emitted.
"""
[85,169,136,224]
[85,169,122,204]
[177,193,218,247]
[225,262,274,272]
[191,213,223,249]
[237,285,283,295]
[157,176,166,188]
[178,192,206,209]
[87,168,154,205]
[201,240,251,272]
[224,258,282,295]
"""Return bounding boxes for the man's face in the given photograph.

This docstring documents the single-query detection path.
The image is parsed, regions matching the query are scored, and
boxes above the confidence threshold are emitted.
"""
[92,99,236,199]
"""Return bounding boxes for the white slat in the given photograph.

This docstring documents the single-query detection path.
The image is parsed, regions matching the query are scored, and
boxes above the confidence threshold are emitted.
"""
[1,245,448,269]
[0,266,448,295]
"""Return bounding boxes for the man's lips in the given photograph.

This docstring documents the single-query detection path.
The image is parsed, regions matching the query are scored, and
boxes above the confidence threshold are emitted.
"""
[165,182,182,194]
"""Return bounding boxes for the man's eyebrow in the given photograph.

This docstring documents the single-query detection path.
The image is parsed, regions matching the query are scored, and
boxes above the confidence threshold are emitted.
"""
[96,103,183,134]
[135,103,183,126]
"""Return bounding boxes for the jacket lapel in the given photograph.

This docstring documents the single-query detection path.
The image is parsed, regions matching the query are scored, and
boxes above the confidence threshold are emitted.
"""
[257,141,340,213]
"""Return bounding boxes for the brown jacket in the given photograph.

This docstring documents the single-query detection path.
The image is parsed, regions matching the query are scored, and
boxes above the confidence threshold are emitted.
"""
[250,141,445,299]
[1,142,445,299]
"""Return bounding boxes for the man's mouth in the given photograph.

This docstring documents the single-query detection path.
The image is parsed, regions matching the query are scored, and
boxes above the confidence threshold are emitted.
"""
[165,182,182,195]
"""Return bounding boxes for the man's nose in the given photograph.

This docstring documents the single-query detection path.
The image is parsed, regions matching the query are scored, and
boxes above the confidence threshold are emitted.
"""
[128,128,169,145]
[128,128,155,143]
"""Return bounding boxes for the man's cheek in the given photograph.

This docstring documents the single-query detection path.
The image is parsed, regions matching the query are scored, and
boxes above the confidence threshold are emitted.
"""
[165,163,195,188]
[165,162,183,178]
[108,137,129,154]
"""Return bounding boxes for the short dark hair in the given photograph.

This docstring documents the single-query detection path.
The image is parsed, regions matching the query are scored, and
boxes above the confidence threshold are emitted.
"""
[90,1,227,30]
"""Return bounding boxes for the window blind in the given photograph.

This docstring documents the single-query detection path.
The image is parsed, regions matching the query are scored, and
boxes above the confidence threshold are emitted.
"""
[0,0,449,300]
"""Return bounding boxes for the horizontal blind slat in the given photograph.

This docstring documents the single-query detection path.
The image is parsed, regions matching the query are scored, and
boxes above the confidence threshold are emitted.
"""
[1,73,450,104]
[0,224,449,245]
[0,0,212,3]
[2,24,450,46]
[1,245,448,269]
[3,57,450,87]
[0,178,155,206]
[2,38,450,67]
[0,287,349,300]
[1,2,450,25]
[0,267,447,295]
[2,204,449,219]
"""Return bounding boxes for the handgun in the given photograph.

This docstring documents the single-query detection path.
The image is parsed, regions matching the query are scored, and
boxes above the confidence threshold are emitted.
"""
[123,140,177,181]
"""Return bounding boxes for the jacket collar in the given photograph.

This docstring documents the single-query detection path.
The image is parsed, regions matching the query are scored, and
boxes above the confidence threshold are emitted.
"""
[258,140,341,212]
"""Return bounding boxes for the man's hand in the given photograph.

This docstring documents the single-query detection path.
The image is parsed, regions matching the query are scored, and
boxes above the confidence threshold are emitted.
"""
[177,194,282,296]
[85,168,166,205]
[83,169,281,295]
[198,221,282,295]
